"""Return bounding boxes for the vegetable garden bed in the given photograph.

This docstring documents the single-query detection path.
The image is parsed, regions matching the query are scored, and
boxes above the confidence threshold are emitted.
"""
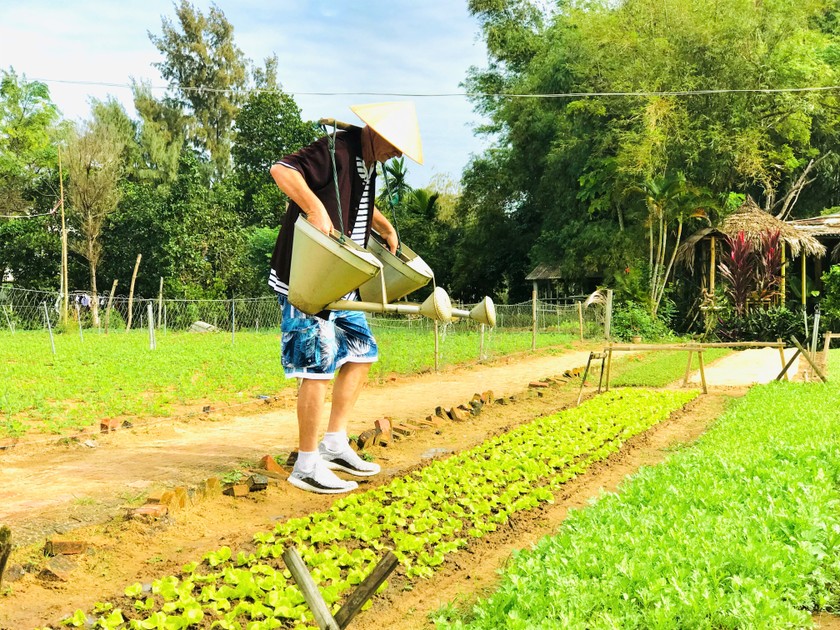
[51,388,697,630]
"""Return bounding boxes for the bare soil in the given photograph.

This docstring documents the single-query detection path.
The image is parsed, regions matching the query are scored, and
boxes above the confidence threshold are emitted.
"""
[0,345,817,629]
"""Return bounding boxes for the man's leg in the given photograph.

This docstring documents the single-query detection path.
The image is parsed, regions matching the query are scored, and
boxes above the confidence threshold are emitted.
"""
[326,362,370,433]
[318,361,381,477]
[297,378,329,452]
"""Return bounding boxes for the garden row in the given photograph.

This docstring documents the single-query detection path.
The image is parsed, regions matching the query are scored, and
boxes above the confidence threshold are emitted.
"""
[52,388,697,630]
[438,355,840,628]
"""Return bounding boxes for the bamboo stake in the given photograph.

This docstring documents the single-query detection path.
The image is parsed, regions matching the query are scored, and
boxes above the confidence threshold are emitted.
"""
[778,338,789,382]
[43,302,56,355]
[577,301,584,341]
[126,254,142,331]
[709,235,716,294]
[58,148,69,326]
[683,350,693,386]
[531,281,537,351]
[282,548,339,630]
[333,552,399,629]
[791,336,828,383]
[780,242,786,304]
[697,349,708,394]
[104,279,118,335]
[157,277,164,330]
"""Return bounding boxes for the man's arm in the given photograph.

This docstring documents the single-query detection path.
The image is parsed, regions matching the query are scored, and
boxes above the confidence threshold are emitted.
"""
[371,206,398,254]
[270,163,333,235]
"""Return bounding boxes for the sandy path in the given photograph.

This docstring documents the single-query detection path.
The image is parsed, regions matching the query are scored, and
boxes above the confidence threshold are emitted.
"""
[682,347,800,386]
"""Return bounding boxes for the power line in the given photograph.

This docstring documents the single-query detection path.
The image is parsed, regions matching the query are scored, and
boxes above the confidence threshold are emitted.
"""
[29,76,840,99]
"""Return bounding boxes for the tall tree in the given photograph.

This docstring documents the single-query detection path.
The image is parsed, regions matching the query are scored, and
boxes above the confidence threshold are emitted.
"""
[462,0,840,306]
[150,0,248,176]
[232,64,316,227]
[66,101,129,324]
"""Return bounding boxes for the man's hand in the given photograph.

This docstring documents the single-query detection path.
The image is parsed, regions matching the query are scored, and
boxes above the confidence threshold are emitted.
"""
[305,206,334,235]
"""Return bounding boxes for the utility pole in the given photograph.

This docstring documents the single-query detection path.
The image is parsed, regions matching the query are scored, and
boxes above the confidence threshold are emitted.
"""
[58,148,69,326]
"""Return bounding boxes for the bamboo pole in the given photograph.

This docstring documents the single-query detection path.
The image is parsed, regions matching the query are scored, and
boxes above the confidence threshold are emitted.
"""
[802,255,807,307]
[531,281,537,351]
[709,235,716,294]
[157,277,164,330]
[577,301,584,341]
[778,338,788,382]
[58,148,69,326]
[126,254,142,331]
[282,548,339,630]
[697,349,708,394]
[780,242,786,304]
[104,279,118,334]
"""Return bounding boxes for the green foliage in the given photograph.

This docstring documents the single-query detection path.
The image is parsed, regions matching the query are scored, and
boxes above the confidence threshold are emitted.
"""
[440,367,840,628]
[149,0,248,176]
[70,388,696,628]
[821,265,840,330]
[232,87,316,227]
[462,0,840,302]
[716,305,802,342]
[610,301,672,342]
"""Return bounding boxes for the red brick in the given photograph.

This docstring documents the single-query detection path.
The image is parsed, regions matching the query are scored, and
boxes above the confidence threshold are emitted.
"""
[392,424,414,437]
[130,504,168,519]
[375,418,392,444]
[356,429,379,450]
[448,407,469,422]
[38,556,77,582]
[529,381,549,388]
[223,484,249,498]
[481,390,495,405]
[44,540,87,556]
[204,477,222,496]
[259,454,284,474]
[100,418,120,433]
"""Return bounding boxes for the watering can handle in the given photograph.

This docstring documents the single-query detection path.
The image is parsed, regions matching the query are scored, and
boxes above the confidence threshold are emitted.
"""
[318,118,353,130]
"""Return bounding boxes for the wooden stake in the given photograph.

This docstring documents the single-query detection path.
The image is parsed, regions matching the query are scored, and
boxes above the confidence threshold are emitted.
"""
[104,279,118,335]
[778,338,789,382]
[577,301,584,341]
[683,350,693,387]
[791,336,828,383]
[282,548,340,630]
[126,254,142,331]
[604,344,613,392]
[531,281,537,351]
[58,148,69,327]
[333,552,399,628]
[157,277,164,330]
[697,349,708,394]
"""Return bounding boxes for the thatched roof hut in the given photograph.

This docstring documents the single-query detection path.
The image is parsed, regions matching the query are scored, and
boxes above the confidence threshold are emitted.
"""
[677,196,826,268]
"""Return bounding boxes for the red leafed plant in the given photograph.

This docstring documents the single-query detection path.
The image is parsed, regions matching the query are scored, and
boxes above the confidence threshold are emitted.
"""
[754,229,782,303]
[718,231,755,316]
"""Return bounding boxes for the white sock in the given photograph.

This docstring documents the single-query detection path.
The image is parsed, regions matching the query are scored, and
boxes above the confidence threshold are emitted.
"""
[296,450,320,472]
[322,431,348,452]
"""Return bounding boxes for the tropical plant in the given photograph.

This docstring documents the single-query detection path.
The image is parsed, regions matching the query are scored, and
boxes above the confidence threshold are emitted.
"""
[718,231,754,316]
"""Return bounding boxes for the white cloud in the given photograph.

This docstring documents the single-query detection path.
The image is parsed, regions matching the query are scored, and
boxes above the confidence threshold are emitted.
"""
[0,0,490,186]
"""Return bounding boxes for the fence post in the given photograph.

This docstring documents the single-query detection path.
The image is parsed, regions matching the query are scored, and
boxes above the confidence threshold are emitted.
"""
[3,305,14,334]
[75,303,83,342]
[604,289,614,340]
[104,279,118,335]
[577,301,583,341]
[43,302,56,356]
[157,277,164,330]
[479,323,485,361]
[231,299,236,346]
[126,254,142,331]
[531,281,538,351]
[147,303,156,350]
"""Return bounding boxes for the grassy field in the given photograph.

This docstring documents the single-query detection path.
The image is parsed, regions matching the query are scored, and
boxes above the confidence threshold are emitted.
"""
[437,350,840,628]
[0,326,575,438]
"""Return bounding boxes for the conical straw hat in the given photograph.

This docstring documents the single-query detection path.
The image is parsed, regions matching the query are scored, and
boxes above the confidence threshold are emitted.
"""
[350,101,424,164]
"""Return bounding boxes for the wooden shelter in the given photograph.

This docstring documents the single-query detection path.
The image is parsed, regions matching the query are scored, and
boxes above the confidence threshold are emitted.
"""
[677,196,826,305]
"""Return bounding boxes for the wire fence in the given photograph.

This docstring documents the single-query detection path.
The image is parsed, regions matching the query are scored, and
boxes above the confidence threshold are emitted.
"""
[0,285,608,352]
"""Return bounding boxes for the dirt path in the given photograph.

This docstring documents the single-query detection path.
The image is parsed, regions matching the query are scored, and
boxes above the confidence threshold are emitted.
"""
[0,345,806,629]
[0,349,594,546]
[681,347,800,386]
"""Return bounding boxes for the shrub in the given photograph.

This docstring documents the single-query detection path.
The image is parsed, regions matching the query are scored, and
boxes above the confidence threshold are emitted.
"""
[716,306,802,342]
[611,301,672,341]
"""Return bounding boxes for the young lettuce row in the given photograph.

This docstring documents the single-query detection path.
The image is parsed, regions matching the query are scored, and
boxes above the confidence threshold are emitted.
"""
[439,380,840,628]
[55,388,697,630]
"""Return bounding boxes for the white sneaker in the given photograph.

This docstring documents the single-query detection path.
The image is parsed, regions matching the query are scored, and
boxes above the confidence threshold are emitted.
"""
[318,442,381,477]
[287,459,359,494]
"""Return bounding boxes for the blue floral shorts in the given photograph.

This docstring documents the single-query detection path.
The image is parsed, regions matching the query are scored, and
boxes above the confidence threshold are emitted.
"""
[277,294,378,379]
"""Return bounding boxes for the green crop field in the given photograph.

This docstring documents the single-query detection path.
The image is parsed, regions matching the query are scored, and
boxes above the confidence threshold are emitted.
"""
[437,350,840,629]
[0,326,575,438]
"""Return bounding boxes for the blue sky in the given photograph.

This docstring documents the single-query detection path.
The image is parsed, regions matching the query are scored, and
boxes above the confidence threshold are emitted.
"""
[0,0,491,187]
